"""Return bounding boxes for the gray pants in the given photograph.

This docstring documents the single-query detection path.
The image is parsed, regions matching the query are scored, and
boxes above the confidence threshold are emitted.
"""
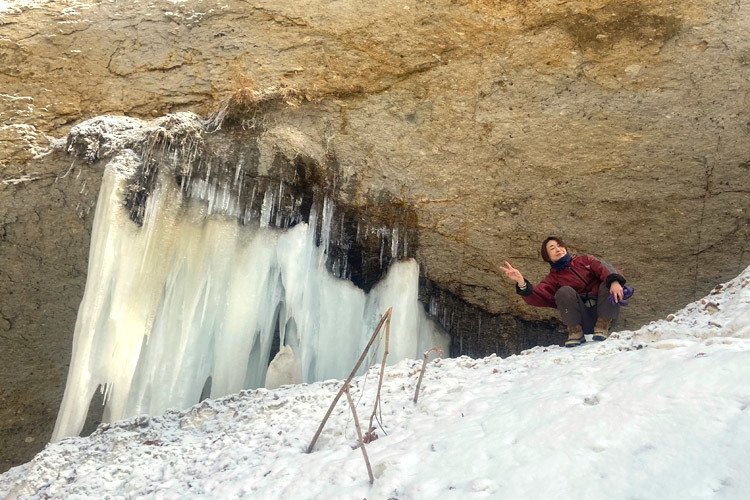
[555,284,620,334]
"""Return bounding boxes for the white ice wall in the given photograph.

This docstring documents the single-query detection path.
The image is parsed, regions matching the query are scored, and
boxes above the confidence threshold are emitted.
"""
[52,157,451,441]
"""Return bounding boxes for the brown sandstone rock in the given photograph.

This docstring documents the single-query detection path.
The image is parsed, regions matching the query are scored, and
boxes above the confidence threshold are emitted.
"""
[1,0,749,472]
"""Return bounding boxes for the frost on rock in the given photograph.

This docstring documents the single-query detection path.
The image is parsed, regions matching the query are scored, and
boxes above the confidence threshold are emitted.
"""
[64,113,204,164]
[0,123,54,166]
[51,114,450,441]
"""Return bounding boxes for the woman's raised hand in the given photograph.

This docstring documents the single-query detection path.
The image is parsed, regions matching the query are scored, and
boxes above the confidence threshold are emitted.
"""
[499,261,525,285]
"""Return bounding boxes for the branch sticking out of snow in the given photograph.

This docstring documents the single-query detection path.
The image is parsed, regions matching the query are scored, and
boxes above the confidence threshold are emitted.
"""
[414,347,443,404]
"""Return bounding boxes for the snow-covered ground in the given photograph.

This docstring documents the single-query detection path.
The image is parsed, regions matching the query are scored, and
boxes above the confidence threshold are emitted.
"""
[2,266,750,500]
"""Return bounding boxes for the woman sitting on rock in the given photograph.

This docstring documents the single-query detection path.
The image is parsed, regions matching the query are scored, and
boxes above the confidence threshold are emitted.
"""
[500,236,628,347]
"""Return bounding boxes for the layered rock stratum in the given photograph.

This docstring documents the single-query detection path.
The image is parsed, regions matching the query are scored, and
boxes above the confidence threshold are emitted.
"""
[1,0,748,472]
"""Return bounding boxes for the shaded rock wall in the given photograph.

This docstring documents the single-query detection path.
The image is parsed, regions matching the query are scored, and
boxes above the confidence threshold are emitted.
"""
[1,0,749,472]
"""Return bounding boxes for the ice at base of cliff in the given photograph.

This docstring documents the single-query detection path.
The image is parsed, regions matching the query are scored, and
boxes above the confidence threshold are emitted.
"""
[51,156,450,441]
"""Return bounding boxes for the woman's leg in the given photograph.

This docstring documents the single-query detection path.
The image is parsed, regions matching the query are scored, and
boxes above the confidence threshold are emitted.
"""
[555,286,584,325]
[593,283,620,339]
[555,286,586,347]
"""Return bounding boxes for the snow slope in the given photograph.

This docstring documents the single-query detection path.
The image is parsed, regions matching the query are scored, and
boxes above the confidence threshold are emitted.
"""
[2,266,749,500]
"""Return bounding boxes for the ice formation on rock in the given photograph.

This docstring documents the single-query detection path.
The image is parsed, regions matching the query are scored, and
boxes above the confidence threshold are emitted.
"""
[264,345,302,390]
[52,149,450,440]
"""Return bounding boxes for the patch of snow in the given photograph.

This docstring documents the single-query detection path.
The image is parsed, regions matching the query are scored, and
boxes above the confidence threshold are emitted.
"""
[623,267,750,343]
[0,1,52,16]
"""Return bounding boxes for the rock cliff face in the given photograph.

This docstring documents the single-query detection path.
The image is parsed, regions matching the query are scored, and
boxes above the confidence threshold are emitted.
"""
[1,0,748,472]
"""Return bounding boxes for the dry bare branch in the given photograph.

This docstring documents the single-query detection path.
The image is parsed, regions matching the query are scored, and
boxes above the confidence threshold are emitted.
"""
[345,385,375,485]
[413,347,443,404]
[367,312,391,441]
[307,308,393,453]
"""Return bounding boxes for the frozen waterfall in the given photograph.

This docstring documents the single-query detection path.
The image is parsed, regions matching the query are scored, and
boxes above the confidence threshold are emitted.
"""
[52,153,450,441]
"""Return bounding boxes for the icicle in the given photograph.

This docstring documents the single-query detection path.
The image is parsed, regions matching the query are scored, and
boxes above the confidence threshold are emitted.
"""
[318,196,334,267]
[379,230,385,268]
[308,204,318,245]
[260,186,274,228]
[249,185,257,219]
[391,227,399,260]
[102,382,112,405]
[208,182,217,215]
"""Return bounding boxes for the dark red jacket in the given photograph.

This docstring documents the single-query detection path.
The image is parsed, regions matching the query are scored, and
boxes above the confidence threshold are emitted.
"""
[516,254,626,308]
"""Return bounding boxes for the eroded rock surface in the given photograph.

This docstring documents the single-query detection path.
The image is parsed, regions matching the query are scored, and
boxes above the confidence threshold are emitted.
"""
[1,0,749,471]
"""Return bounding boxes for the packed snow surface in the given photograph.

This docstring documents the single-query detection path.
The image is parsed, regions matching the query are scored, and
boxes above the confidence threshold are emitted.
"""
[3,266,749,499]
[5,268,750,500]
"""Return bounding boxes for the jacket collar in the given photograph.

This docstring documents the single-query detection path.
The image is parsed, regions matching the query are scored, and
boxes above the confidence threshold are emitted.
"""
[550,252,573,271]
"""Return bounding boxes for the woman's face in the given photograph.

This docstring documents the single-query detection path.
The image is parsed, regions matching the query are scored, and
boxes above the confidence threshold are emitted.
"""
[546,240,567,263]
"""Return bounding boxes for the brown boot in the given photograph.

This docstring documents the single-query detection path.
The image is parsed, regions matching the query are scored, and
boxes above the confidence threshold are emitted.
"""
[565,324,585,347]
[593,317,612,341]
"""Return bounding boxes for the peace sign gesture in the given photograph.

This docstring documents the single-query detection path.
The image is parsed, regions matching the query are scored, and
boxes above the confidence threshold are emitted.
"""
[499,261,525,286]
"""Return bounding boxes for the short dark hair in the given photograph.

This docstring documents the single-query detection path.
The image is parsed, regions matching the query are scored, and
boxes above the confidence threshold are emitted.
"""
[541,236,567,263]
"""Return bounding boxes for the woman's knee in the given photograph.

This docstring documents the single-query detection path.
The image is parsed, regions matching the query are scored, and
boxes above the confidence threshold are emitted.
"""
[555,286,577,302]
[555,286,582,325]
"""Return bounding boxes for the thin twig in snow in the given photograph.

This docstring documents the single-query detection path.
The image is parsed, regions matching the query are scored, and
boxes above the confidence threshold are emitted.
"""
[345,385,374,484]
[414,347,443,404]
[367,314,390,441]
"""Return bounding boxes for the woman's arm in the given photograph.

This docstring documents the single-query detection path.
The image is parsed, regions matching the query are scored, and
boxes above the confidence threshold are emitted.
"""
[585,255,627,303]
[500,261,557,308]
